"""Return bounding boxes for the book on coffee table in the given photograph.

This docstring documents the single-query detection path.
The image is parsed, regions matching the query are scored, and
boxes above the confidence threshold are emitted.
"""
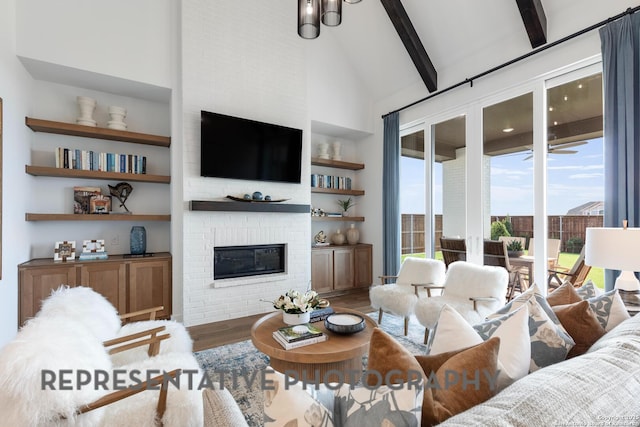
[272,331,328,350]
[310,307,335,323]
[276,323,323,343]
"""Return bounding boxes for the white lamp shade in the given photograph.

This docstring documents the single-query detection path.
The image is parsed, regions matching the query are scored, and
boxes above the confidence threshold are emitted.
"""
[585,227,640,291]
[585,227,640,271]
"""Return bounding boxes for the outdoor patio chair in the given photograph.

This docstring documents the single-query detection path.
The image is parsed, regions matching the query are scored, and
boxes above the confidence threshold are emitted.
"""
[414,261,508,343]
[370,257,446,335]
[528,237,562,269]
[548,246,591,290]
[440,237,467,268]
[484,239,526,300]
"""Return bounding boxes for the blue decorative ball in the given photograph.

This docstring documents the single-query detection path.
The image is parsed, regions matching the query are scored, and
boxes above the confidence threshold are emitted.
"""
[265,195,272,201]
[243,194,251,200]
[252,191,263,200]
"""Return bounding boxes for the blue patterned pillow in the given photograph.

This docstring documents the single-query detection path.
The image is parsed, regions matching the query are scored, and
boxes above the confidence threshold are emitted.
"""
[586,289,630,331]
[490,284,575,371]
[576,280,599,299]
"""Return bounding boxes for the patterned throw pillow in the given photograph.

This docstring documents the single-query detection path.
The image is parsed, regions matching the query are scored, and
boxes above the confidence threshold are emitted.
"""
[490,284,575,372]
[586,289,630,331]
[264,368,335,427]
[576,280,600,299]
[428,304,530,390]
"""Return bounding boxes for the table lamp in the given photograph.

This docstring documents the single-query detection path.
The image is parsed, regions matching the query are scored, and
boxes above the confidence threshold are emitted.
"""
[585,223,640,292]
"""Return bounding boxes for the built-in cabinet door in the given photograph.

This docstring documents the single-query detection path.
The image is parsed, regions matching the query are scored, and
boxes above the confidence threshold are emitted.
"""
[311,249,333,293]
[333,248,354,290]
[79,262,127,313]
[354,245,372,287]
[18,265,77,324]
[127,259,171,320]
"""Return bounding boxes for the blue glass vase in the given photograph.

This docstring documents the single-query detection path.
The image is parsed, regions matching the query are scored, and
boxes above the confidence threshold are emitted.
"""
[130,226,147,255]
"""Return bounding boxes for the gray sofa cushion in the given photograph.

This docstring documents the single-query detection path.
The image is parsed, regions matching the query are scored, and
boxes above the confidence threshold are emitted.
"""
[439,315,640,426]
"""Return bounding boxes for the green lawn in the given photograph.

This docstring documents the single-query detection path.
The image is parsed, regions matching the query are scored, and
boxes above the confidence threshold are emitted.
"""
[402,251,604,290]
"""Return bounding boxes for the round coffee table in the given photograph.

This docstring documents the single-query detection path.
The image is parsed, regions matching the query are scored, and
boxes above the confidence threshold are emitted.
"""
[250,307,377,384]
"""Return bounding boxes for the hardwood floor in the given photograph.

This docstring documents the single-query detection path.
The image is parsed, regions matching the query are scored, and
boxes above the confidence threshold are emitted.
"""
[189,288,374,352]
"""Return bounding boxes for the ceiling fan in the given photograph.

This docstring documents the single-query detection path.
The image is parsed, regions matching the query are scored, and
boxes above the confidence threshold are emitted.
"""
[522,140,587,160]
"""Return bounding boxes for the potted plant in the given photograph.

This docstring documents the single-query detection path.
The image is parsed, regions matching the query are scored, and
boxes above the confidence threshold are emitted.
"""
[337,197,355,216]
[506,240,524,257]
[270,289,320,325]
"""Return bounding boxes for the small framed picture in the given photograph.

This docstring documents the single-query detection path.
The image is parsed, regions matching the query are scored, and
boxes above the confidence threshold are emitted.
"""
[90,195,111,214]
[82,239,105,253]
[54,241,76,262]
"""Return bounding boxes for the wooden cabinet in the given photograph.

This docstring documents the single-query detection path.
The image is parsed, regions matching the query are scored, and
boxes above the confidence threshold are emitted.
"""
[18,253,172,325]
[311,244,372,293]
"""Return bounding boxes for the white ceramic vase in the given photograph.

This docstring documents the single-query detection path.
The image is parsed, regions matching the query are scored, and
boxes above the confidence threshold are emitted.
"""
[76,96,97,127]
[283,311,311,325]
[318,142,330,159]
[108,105,127,130]
[332,229,346,245]
[331,141,342,160]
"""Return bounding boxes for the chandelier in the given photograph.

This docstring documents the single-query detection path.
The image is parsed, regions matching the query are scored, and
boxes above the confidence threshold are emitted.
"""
[298,0,362,40]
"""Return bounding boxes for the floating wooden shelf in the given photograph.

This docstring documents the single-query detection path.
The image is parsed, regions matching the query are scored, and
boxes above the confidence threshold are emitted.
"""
[190,200,310,213]
[311,157,364,170]
[25,117,171,147]
[25,165,171,184]
[25,213,171,222]
[311,188,365,196]
[312,216,364,222]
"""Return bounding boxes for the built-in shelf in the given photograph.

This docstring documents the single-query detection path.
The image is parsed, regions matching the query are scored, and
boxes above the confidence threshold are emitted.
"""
[189,200,310,213]
[25,165,171,184]
[311,188,365,196]
[312,216,364,222]
[25,117,171,147]
[311,157,364,170]
[25,213,171,222]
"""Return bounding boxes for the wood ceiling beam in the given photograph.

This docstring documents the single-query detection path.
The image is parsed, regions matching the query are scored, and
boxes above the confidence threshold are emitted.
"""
[380,0,437,92]
[515,0,547,48]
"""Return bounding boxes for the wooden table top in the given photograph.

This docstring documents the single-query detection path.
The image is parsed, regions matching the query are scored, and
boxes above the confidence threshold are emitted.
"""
[250,307,377,364]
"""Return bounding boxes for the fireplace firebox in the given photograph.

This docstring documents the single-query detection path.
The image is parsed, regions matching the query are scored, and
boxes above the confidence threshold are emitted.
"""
[214,244,285,279]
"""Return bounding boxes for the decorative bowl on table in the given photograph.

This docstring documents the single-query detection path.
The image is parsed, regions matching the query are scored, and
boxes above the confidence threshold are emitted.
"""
[324,313,366,335]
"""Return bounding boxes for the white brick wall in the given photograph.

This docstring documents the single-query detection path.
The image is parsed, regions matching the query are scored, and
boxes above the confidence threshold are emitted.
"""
[181,1,311,326]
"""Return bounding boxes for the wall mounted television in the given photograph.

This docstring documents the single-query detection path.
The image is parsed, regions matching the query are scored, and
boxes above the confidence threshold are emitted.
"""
[200,110,302,183]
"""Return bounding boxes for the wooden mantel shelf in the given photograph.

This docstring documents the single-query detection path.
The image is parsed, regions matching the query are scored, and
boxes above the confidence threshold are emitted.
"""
[190,200,310,213]
[26,213,171,221]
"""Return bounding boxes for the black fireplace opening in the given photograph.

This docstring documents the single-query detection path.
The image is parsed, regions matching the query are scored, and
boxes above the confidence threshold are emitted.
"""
[214,244,285,280]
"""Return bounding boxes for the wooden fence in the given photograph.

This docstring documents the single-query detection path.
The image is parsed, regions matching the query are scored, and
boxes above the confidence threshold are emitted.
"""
[402,214,603,254]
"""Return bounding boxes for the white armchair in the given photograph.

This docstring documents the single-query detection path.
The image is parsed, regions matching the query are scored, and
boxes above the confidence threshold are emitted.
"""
[414,261,508,343]
[369,257,446,335]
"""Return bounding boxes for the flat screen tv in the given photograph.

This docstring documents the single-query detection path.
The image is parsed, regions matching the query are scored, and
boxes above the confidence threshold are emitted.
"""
[201,110,302,183]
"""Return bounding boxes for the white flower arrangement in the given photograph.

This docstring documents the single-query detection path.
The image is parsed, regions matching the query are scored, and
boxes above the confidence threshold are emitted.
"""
[271,289,320,314]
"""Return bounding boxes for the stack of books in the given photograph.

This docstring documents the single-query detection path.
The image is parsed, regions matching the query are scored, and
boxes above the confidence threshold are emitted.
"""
[310,306,335,323]
[272,323,328,350]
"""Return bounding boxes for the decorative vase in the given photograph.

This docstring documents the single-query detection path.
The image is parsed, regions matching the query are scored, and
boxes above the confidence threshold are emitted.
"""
[107,105,127,130]
[318,142,330,159]
[130,226,147,255]
[283,311,311,325]
[76,96,97,127]
[331,141,342,160]
[332,229,346,245]
[346,223,360,245]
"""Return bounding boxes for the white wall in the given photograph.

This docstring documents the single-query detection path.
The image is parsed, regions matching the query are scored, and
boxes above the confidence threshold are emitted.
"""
[180,0,311,326]
[0,0,36,348]
[16,0,173,90]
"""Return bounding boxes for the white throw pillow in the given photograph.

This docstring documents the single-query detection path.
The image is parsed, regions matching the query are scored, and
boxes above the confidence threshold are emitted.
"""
[427,304,531,390]
[586,289,630,331]
[490,283,575,372]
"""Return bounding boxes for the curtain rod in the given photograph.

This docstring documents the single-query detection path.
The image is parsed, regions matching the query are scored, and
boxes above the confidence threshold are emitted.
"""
[382,5,640,119]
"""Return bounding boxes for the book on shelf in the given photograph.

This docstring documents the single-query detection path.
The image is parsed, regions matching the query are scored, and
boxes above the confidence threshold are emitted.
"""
[276,323,323,343]
[272,331,327,350]
[309,307,335,323]
[55,147,147,174]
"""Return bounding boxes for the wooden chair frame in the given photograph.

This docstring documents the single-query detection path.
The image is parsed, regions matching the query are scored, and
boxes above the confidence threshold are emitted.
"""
[548,247,591,290]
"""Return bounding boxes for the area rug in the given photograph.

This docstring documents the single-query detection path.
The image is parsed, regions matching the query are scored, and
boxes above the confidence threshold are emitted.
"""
[194,312,427,427]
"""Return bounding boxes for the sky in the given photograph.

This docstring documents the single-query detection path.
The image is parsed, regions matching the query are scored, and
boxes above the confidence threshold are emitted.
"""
[400,138,604,216]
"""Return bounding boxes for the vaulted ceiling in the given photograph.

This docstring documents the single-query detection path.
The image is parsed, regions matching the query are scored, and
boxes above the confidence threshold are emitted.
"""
[319,0,633,103]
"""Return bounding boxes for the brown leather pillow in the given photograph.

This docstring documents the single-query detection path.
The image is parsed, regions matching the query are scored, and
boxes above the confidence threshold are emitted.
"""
[552,300,606,358]
[365,327,424,386]
[547,280,583,306]
[415,337,501,427]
